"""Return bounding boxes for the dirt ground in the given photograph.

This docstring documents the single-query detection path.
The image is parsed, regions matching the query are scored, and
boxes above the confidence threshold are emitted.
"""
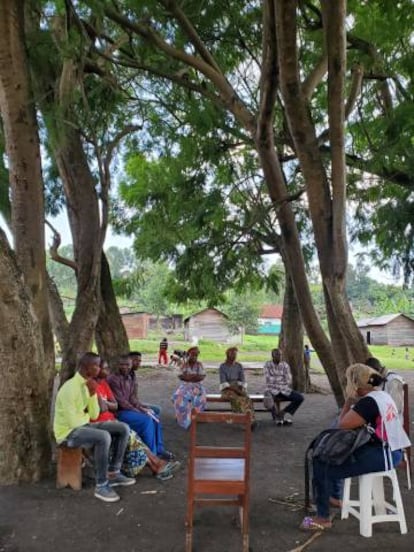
[1,366,413,552]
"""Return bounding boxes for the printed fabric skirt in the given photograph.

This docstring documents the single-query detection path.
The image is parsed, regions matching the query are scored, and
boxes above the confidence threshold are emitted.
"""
[121,429,148,477]
[221,388,255,422]
[172,382,207,429]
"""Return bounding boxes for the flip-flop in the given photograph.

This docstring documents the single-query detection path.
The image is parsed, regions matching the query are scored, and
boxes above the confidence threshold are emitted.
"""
[156,471,174,481]
[159,450,175,461]
[164,460,181,473]
[300,516,331,531]
[157,460,181,476]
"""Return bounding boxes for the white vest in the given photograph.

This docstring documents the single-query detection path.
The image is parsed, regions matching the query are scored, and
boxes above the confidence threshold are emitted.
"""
[367,390,411,451]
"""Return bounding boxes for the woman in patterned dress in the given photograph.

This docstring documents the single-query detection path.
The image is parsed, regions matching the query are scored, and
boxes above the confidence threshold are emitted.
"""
[172,347,207,429]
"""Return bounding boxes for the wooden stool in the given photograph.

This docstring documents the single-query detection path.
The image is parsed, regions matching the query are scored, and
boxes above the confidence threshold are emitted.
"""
[56,446,82,490]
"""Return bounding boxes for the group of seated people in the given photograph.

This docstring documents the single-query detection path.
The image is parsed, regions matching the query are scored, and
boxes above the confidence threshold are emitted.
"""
[53,351,179,503]
[170,345,305,430]
[55,344,409,530]
[171,345,410,533]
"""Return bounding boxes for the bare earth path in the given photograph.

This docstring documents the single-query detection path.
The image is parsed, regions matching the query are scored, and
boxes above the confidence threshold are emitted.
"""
[1,367,413,552]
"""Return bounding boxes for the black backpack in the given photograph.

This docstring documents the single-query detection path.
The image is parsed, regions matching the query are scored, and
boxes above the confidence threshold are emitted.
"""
[304,426,374,509]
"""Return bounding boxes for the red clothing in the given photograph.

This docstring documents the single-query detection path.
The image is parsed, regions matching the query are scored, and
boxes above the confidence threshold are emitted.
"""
[158,350,168,365]
[91,379,116,422]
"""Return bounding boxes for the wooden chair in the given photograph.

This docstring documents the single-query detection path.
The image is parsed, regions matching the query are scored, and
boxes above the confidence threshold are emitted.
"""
[185,410,252,552]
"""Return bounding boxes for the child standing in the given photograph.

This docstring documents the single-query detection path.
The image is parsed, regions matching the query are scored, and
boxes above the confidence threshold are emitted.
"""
[158,337,169,365]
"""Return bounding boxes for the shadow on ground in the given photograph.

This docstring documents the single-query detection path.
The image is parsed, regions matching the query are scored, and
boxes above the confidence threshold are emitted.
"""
[1,369,413,552]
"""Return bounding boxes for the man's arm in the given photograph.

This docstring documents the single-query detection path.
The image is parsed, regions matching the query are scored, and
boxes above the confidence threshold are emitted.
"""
[107,376,140,411]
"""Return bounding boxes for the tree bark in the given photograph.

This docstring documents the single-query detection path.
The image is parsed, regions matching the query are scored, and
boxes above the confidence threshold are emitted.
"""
[275,0,369,385]
[279,272,307,392]
[95,252,129,368]
[0,1,54,481]
[0,230,51,483]
[47,272,70,355]
[0,0,54,376]
[53,125,103,382]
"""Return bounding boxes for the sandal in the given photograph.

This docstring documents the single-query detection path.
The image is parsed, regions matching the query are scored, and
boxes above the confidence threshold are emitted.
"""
[156,461,181,477]
[156,471,173,481]
[164,460,181,473]
[159,450,175,461]
[300,516,332,532]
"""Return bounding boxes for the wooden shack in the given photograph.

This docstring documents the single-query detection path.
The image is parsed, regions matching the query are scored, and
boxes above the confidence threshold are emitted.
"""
[357,313,414,346]
[184,308,241,343]
[121,311,150,339]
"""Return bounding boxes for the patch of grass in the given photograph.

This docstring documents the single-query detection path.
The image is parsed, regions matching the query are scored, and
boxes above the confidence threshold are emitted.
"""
[368,345,414,371]
[129,336,414,371]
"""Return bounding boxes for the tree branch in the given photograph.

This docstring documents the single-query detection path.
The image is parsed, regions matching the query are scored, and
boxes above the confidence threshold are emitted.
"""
[321,0,347,273]
[301,54,327,99]
[46,221,77,271]
[257,0,279,144]
[102,5,256,133]
[158,0,223,73]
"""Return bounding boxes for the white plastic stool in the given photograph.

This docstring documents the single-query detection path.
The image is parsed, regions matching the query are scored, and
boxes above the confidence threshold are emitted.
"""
[341,469,407,537]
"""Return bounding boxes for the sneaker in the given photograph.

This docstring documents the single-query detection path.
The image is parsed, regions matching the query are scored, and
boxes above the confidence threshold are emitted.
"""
[283,414,293,425]
[94,484,120,503]
[275,416,284,426]
[156,470,174,481]
[108,473,136,487]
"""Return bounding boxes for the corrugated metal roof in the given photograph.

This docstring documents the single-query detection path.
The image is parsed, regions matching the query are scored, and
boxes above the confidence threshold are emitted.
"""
[184,307,228,323]
[259,304,283,318]
[357,313,414,327]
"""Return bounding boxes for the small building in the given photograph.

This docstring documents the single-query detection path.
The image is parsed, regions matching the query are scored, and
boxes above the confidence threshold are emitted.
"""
[257,304,283,335]
[184,308,241,343]
[357,313,414,346]
[121,311,150,339]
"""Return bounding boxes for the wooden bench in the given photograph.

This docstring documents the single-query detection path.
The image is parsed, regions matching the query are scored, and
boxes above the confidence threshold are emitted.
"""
[56,446,83,490]
[206,393,289,415]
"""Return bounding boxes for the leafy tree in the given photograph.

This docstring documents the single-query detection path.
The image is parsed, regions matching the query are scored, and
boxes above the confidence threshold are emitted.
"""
[222,290,262,335]
[105,246,137,279]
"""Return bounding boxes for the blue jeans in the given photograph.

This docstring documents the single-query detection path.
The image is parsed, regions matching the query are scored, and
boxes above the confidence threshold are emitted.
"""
[273,390,304,415]
[66,421,130,486]
[117,409,165,455]
[313,444,402,518]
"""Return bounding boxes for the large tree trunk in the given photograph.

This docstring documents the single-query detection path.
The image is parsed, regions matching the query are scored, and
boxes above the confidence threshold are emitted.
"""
[255,139,344,404]
[0,234,51,483]
[95,252,129,368]
[54,127,103,382]
[29,21,105,381]
[274,0,369,391]
[0,1,54,482]
[41,130,102,383]
[278,272,307,392]
[0,0,54,377]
